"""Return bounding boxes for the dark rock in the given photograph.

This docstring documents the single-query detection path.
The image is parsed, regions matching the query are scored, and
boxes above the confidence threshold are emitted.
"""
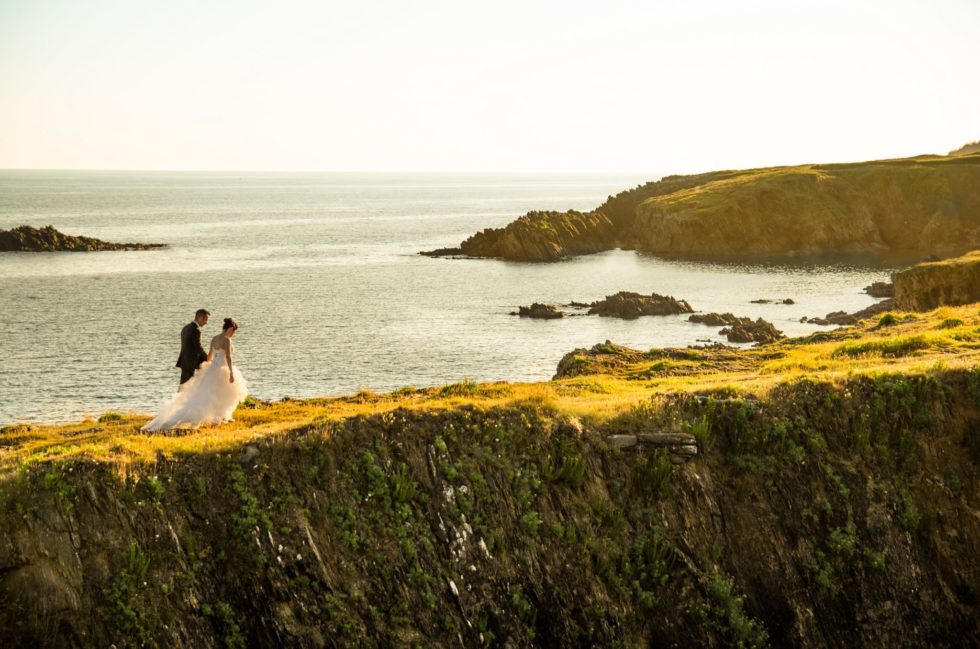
[636,433,697,447]
[805,299,895,326]
[516,303,564,319]
[419,247,464,257]
[864,282,894,298]
[0,225,164,252]
[689,312,748,327]
[720,318,785,344]
[587,292,693,319]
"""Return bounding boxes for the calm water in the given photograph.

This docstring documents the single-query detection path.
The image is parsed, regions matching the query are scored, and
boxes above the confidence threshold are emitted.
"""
[0,171,893,424]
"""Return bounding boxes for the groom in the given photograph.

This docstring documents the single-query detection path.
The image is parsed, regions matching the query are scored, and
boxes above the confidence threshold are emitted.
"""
[176,308,210,386]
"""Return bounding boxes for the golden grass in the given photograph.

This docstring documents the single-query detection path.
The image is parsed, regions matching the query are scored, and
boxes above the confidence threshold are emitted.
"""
[2,304,978,475]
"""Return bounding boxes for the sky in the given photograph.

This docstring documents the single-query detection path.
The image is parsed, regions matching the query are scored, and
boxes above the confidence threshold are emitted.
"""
[0,0,977,173]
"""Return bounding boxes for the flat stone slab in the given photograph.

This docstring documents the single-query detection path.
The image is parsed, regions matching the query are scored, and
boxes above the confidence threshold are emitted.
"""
[607,434,638,449]
[636,433,697,446]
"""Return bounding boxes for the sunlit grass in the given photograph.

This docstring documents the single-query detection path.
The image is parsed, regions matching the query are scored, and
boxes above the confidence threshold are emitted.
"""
[2,303,978,475]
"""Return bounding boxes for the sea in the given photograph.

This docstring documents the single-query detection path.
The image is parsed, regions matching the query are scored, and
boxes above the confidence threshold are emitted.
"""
[0,171,895,424]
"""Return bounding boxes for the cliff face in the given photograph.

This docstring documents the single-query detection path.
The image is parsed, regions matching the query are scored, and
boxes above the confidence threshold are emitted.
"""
[893,250,980,311]
[2,372,979,648]
[432,154,980,263]
[630,158,980,260]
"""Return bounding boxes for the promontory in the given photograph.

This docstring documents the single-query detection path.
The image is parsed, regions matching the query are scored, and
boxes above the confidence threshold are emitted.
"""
[424,154,980,262]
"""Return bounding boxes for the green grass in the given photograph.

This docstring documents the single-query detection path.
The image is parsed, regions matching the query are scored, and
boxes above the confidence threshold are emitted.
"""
[832,335,933,358]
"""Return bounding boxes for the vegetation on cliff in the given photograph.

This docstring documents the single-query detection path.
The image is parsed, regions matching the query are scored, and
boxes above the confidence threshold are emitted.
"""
[429,154,980,262]
[0,225,164,252]
[1,305,979,647]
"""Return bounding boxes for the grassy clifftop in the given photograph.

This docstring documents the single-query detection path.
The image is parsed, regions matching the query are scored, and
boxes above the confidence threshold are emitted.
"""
[2,305,979,647]
[441,154,980,262]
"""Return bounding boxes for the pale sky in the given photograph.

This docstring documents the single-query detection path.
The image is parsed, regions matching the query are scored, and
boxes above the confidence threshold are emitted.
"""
[0,0,977,173]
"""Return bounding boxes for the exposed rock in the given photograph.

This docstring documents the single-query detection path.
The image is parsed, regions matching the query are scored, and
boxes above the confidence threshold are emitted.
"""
[419,247,464,258]
[636,432,698,447]
[804,299,896,326]
[427,210,618,261]
[689,312,748,327]
[864,282,894,298]
[893,250,980,311]
[750,298,796,304]
[0,225,164,252]
[587,292,693,319]
[514,303,563,319]
[607,434,638,449]
[720,318,785,344]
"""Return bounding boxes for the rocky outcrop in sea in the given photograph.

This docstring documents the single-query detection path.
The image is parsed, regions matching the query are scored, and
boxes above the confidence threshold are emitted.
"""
[0,225,164,252]
[587,292,693,319]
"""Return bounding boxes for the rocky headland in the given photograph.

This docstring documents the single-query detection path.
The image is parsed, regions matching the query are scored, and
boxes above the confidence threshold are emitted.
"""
[0,225,164,252]
[424,154,980,263]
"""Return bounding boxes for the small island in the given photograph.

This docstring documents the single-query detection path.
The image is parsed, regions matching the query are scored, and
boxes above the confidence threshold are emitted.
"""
[0,225,164,252]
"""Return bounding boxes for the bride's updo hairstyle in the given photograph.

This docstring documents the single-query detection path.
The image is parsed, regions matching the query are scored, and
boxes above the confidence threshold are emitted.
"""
[223,318,238,331]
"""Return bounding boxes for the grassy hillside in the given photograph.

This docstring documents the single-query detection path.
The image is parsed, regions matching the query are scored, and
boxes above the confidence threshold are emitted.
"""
[2,304,979,647]
[442,154,980,262]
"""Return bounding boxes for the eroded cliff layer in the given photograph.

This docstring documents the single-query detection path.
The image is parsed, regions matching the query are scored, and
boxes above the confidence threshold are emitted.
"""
[435,154,980,262]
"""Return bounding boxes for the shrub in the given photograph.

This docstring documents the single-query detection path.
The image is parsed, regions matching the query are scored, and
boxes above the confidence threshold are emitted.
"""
[936,318,964,329]
[876,313,899,328]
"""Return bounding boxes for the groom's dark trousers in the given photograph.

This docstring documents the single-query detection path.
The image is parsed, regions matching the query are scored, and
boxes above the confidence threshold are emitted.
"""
[176,322,207,385]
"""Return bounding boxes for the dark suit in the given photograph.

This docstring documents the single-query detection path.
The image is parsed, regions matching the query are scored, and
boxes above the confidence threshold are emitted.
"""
[176,322,207,385]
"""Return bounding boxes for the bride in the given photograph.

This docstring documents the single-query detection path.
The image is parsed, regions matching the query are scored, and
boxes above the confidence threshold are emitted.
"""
[143,318,248,432]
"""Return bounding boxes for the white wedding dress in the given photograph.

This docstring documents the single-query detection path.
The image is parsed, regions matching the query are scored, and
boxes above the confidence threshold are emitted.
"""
[143,342,248,432]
